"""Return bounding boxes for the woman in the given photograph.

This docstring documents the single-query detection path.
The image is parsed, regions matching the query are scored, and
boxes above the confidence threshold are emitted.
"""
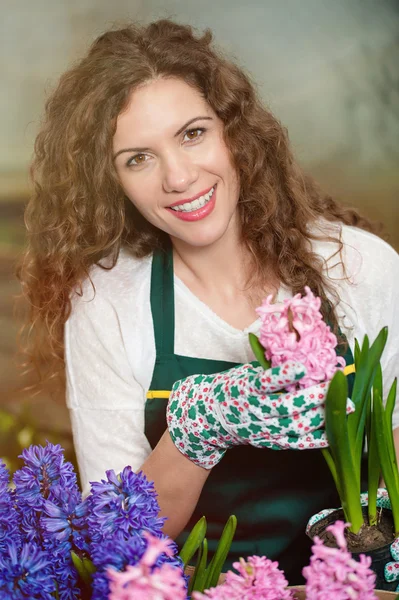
[19,20,399,580]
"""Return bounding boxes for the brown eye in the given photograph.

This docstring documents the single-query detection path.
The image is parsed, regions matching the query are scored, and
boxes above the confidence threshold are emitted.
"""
[183,128,205,143]
[127,153,148,167]
[187,129,199,139]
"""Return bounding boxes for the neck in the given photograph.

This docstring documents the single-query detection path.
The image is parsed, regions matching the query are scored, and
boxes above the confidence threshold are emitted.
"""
[170,221,253,294]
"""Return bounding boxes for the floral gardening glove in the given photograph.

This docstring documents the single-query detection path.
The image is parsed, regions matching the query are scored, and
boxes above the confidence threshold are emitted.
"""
[307,489,399,591]
[166,361,354,469]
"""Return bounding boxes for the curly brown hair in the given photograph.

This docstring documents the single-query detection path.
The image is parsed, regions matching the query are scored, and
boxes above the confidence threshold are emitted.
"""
[18,19,377,390]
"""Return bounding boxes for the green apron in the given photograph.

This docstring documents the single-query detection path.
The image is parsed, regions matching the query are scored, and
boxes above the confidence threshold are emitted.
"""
[145,249,354,582]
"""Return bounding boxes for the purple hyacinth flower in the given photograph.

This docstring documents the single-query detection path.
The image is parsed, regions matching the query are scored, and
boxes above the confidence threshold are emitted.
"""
[88,467,165,544]
[41,485,89,552]
[13,442,78,508]
[0,541,56,599]
[0,460,9,489]
[0,461,22,552]
[90,535,146,600]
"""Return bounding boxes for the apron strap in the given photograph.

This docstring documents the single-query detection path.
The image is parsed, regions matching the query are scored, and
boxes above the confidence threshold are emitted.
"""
[150,250,175,356]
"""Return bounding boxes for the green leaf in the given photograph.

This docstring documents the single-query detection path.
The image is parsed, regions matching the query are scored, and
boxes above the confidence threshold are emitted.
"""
[340,327,389,508]
[354,338,361,366]
[384,379,399,491]
[321,447,342,498]
[71,551,92,586]
[179,516,207,568]
[367,380,380,526]
[204,515,237,590]
[373,388,399,534]
[325,370,363,533]
[189,538,208,594]
[248,333,271,370]
[82,557,96,576]
[349,328,388,470]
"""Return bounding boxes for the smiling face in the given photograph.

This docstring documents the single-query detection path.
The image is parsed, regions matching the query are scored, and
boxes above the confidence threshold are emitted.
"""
[113,77,240,249]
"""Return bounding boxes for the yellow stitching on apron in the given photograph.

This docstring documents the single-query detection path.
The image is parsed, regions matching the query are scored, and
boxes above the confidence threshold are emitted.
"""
[146,365,355,400]
[146,390,171,400]
[343,364,355,376]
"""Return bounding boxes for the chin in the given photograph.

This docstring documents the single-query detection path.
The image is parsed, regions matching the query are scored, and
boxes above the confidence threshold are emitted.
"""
[181,225,232,248]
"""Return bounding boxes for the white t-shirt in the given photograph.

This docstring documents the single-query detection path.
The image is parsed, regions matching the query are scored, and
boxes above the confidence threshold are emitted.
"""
[65,223,399,495]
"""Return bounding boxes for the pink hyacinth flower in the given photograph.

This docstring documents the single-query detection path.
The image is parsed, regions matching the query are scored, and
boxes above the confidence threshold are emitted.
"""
[303,520,378,600]
[192,555,293,600]
[256,286,345,390]
[107,532,187,600]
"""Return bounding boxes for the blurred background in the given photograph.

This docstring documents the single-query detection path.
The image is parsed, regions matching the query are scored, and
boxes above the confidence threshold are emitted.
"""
[1,0,398,474]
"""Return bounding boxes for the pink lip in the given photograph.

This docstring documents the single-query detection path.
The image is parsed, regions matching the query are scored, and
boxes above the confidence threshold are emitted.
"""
[166,186,216,222]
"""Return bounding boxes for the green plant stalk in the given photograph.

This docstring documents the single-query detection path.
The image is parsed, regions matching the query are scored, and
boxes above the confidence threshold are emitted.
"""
[204,515,237,590]
[179,516,207,568]
[248,333,271,370]
[321,447,342,499]
[366,363,384,525]
[349,328,388,471]
[366,389,379,526]
[189,537,208,594]
[325,370,364,532]
[385,379,399,487]
[373,386,399,535]
[345,336,369,494]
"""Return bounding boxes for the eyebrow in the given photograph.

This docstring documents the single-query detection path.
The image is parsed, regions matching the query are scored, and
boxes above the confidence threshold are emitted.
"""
[113,116,213,160]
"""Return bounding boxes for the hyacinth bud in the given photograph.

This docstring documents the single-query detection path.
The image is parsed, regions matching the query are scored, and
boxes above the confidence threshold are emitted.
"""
[303,520,377,600]
[256,286,346,391]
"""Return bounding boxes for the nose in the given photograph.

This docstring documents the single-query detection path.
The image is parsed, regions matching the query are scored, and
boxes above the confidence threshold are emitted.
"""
[161,151,199,193]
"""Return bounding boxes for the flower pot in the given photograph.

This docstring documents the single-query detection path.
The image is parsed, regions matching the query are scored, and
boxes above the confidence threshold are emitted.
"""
[307,507,396,592]
[290,585,397,599]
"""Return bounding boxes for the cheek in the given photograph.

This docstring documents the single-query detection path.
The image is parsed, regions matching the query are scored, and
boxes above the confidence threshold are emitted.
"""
[203,142,236,179]
[119,175,154,213]
[121,184,148,214]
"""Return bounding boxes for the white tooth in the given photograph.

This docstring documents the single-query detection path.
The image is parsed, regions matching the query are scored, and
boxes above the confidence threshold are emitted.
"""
[170,186,215,213]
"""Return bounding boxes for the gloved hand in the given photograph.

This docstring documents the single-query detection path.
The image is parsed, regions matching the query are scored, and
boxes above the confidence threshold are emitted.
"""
[166,361,354,469]
[306,488,399,591]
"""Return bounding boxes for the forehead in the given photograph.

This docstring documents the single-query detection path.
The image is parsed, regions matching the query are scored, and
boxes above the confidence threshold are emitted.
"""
[114,77,214,145]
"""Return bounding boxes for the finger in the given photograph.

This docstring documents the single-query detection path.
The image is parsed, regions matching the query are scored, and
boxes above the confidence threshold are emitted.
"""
[346,399,355,414]
[375,488,391,509]
[306,508,336,535]
[243,383,329,420]
[248,397,352,438]
[360,491,369,507]
[251,385,352,421]
[254,361,307,393]
[385,560,399,583]
[249,429,329,451]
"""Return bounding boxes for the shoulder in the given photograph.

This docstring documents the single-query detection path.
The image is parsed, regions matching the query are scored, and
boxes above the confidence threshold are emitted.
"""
[310,221,399,361]
[340,224,398,278]
[310,220,399,288]
[70,248,153,311]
